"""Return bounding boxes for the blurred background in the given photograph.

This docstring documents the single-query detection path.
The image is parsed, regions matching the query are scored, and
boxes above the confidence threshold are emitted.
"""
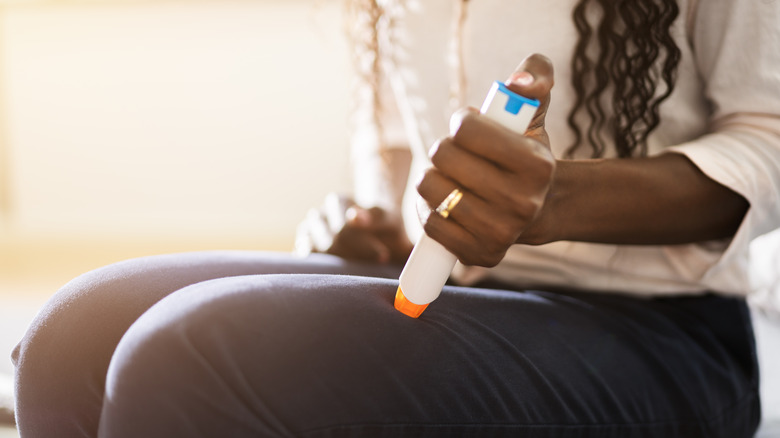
[0,0,778,436]
[0,0,352,428]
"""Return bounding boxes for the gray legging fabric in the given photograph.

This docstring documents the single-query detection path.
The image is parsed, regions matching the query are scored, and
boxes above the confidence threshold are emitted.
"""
[12,251,760,437]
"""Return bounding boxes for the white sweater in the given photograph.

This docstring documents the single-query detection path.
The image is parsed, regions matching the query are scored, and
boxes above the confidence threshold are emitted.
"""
[351,0,780,297]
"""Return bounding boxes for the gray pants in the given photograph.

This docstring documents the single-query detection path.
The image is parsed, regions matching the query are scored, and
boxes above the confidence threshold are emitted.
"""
[12,251,760,437]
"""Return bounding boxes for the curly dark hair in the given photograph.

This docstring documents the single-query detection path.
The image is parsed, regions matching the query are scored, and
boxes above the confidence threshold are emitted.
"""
[567,0,682,158]
[346,0,682,158]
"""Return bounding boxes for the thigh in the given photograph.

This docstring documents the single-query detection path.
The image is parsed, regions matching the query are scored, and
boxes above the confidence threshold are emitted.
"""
[13,251,399,438]
[98,275,760,438]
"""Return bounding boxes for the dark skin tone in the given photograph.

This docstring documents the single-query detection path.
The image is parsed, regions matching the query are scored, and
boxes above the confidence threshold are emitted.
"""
[295,192,413,264]
[299,54,749,267]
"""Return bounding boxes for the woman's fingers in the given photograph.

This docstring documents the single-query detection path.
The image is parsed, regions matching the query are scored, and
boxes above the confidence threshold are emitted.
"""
[296,205,392,263]
[426,132,554,218]
[506,53,554,101]
[432,129,552,191]
[449,111,553,168]
[295,208,335,255]
[346,205,403,233]
[416,168,535,267]
[415,53,558,267]
[417,167,494,231]
[295,193,412,264]
[504,53,555,135]
[334,225,392,263]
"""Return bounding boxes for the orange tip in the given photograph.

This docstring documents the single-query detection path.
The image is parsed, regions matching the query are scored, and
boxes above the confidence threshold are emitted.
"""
[394,286,428,318]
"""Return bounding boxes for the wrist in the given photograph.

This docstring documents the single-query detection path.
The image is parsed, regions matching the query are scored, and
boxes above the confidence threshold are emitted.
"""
[516,159,569,245]
[517,159,603,245]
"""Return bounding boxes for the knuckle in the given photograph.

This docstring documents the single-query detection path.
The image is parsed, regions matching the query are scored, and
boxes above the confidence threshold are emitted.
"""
[500,194,538,225]
[462,239,505,268]
[493,223,518,246]
[484,254,503,268]
[451,110,480,139]
[416,168,438,196]
[458,252,482,267]
[487,237,510,256]
[472,252,502,268]
[421,217,440,238]
[513,198,541,221]
[488,246,510,266]
[429,138,452,168]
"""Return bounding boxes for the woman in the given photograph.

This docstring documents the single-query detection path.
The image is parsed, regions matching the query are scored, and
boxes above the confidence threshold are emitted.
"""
[13,0,779,436]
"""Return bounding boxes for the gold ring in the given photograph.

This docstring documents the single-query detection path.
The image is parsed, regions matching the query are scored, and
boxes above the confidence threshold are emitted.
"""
[435,189,463,219]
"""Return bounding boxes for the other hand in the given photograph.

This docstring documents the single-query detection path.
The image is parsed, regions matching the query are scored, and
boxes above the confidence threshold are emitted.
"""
[295,193,413,264]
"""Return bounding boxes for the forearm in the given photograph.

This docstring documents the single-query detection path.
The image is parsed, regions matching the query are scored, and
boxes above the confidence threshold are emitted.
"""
[520,152,750,246]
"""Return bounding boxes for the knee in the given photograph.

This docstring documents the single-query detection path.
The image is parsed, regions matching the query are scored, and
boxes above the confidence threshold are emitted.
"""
[11,256,184,435]
[99,274,399,436]
[97,275,330,436]
[13,252,243,371]
[13,256,164,370]
[102,273,398,396]
[104,273,395,377]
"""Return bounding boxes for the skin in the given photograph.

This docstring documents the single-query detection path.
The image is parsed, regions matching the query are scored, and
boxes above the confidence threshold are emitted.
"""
[295,192,413,264]
[419,54,749,267]
[299,53,749,268]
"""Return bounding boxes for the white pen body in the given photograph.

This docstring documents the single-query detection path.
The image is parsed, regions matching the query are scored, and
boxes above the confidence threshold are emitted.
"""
[398,234,457,305]
[395,81,540,315]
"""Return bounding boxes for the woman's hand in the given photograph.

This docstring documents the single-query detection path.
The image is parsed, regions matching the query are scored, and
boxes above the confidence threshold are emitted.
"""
[295,193,413,264]
[416,54,556,267]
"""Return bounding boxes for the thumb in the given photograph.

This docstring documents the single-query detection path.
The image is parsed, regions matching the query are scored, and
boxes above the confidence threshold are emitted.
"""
[504,53,554,136]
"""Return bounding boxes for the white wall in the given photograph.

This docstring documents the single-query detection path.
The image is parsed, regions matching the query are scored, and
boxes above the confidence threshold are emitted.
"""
[0,0,353,251]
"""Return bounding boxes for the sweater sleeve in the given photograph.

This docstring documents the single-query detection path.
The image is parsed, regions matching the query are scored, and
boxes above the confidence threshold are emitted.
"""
[349,70,411,210]
[665,0,780,292]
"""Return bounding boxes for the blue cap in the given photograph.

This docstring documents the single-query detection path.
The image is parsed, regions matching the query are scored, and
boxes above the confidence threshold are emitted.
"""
[494,81,540,115]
